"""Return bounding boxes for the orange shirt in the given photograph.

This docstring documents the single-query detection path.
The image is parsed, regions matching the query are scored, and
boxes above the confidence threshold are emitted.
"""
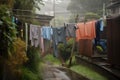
[85,20,96,39]
[76,20,96,41]
[76,23,85,41]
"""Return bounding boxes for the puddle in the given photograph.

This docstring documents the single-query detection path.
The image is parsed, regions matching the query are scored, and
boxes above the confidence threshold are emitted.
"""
[54,67,90,80]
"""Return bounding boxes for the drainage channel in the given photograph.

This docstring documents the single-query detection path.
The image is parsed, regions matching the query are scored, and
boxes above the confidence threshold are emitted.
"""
[75,55,120,80]
[55,67,90,80]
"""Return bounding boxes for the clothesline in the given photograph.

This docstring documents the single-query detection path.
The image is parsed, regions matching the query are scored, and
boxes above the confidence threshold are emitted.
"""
[23,18,105,58]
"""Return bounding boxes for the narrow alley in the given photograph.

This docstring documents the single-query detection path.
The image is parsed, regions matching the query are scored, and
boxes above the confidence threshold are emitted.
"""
[0,0,120,80]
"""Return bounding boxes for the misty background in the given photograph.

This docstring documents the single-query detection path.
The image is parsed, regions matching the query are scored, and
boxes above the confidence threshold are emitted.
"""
[36,0,110,26]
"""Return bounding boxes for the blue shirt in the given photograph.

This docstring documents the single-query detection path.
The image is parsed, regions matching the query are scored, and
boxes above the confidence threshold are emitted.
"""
[41,26,53,40]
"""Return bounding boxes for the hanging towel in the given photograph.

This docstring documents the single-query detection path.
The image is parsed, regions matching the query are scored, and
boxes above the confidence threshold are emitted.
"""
[85,20,96,39]
[30,24,40,47]
[76,20,96,40]
[76,23,85,41]
[65,23,76,38]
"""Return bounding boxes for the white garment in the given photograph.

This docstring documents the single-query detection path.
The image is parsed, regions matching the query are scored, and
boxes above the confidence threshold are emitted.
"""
[30,24,40,47]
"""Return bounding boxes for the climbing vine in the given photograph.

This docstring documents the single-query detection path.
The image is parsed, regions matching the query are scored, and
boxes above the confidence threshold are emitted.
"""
[0,5,28,80]
[0,5,17,58]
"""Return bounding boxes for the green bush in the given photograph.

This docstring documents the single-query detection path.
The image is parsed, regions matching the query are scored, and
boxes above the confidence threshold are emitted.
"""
[43,54,61,65]
[0,4,17,58]
[57,38,74,62]
[22,67,40,80]
[22,46,43,80]
[71,65,108,80]
[26,46,41,72]
[85,12,100,20]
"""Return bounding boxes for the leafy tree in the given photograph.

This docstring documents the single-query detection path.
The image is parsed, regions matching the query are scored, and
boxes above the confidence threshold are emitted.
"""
[67,0,110,16]
[51,16,67,26]
[0,5,17,80]
[0,0,44,23]
[0,5,17,58]
[0,0,43,14]
[0,0,44,80]
[13,0,43,23]
[0,0,14,8]
[85,12,100,20]
[13,0,43,11]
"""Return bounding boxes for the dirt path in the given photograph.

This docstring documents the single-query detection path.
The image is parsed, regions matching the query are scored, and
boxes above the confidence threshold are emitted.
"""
[42,61,89,80]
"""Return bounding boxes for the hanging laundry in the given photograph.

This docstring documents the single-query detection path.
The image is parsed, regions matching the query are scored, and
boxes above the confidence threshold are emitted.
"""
[76,20,96,40]
[85,20,96,39]
[40,26,53,55]
[76,21,96,57]
[44,39,52,54]
[95,19,104,46]
[41,26,53,40]
[30,24,40,47]
[40,28,44,54]
[52,27,66,57]
[79,39,93,57]
[65,23,77,38]
[52,27,66,45]
[76,23,84,41]
[100,20,104,31]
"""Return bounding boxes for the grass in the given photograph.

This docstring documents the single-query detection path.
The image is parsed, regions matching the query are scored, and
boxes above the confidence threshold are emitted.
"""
[22,47,43,80]
[43,54,76,66]
[70,65,108,80]
[22,60,43,80]
[42,54,61,65]
[66,55,76,65]
[22,67,38,80]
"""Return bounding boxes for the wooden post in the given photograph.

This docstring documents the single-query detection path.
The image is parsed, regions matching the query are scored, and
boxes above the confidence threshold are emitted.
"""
[25,23,28,51]
[68,38,75,67]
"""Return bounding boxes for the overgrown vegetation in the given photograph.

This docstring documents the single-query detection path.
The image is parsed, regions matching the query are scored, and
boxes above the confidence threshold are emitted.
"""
[26,46,41,72]
[0,5,17,58]
[0,12,28,78]
[0,4,43,80]
[21,46,42,80]
[57,38,76,67]
[43,54,61,65]
[0,5,19,80]
[71,65,108,80]
[6,38,28,79]
[21,67,39,80]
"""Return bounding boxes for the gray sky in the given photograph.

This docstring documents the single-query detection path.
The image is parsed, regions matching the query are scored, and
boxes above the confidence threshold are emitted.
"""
[36,0,70,16]
[36,0,71,26]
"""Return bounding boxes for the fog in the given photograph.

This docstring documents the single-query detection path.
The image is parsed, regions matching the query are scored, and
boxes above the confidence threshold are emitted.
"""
[36,0,70,15]
[36,0,110,26]
[36,0,71,26]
